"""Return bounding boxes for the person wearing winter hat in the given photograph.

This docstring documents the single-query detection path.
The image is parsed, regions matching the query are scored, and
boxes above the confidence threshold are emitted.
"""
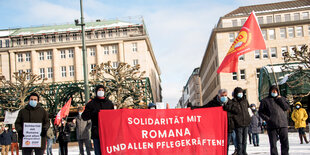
[82,85,114,155]
[231,87,251,155]
[291,102,309,144]
[0,126,12,155]
[249,104,262,147]
[259,85,290,155]
[148,103,156,109]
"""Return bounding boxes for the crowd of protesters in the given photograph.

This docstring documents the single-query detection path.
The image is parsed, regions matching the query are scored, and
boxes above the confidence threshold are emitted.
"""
[0,84,308,155]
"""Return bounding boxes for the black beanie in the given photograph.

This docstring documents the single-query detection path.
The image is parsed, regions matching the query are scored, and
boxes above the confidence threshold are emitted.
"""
[95,85,105,93]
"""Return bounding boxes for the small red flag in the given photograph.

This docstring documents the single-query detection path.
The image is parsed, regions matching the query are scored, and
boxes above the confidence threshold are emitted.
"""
[217,11,266,73]
[54,98,72,125]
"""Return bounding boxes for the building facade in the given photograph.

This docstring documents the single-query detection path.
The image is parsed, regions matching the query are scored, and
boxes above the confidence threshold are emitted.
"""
[179,67,202,108]
[0,18,162,103]
[200,0,310,105]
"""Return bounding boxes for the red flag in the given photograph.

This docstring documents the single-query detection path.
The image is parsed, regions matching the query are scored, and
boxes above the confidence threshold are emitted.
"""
[54,98,72,125]
[217,11,266,73]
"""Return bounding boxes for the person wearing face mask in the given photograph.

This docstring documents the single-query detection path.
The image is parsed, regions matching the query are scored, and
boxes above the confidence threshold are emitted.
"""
[249,104,262,147]
[71,107,92,155]
[0,126,12,155]
[197,89,238,155]
[259,85,290,155]
[291,102,308,144]
[82,85,114,155]
[15,92,49,155]
[46,120,56,155]
[11,128,19,155]
[57,119,71,155]
[231,87,251,155]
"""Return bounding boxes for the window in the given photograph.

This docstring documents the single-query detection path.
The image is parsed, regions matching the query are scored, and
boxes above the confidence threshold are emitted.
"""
[95,31,99,38]
[18,70,23,76]
[275,15,281,22]
[262,30,267,40]
[69,66,74,77]
[112,62,118,68]
[48,67,53,79]
[40,68,45,78]
[239,55,244,61]
[254,50,260,59]
[61,50,66,59]
[302,12,309,20]
[296,26,303,37]
[24,38,28,45]
[59,35,63,42]
[0,40,2,48]
[309,25,310,36]
[258,17,264,24]
[89,48,96,56]
[44,36,49,43]
[39,52,44,60]
[289,45,296,56]
[26,53,31,61]
[38,37,42,44]
[232,19,238,27]
[285,14,291,21]
[232,72,237,81]
[262,49,268,59]
[294,13,300,21]
[17,39,21,45]
[68,49,74,58]
[111,45,118,54]
[101,31,106,38]
[240,69,246,80]
[132,43,137,52]
[241,18,246,25]
[280,28,286,38]
[30,38,34,44]
[269,29,275,40]
[18,53,23,62]
[267,16,273,23]
[66,34,70,41]
[47,51,52,60]
[5,40,9,47]
[104,46,109,55]
[108,30,113,37]
[61,66,66,77]
[90,64,96,72]
[116,30,120,37]
[288,27,294,38]
[87,32,91,39]
[281,46,288,57]
[52,35,56,42]
[270,47,277,58]
[73,34,77,40]
[26,69,31,80]
[256,68,261,78]
[123,29,127,36]
[229,33,235,42]
[133,59,139,65]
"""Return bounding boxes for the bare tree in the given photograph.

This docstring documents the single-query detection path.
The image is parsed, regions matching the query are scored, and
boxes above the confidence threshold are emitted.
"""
[90,61,148,109]
[282,44,310,98]
[0,72,48,110]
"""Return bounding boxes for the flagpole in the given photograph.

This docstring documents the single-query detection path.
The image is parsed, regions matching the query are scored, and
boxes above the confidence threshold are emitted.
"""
[268,56,281,96]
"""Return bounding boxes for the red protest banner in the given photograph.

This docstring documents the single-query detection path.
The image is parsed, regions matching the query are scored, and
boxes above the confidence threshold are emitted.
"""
[98,107,227,155]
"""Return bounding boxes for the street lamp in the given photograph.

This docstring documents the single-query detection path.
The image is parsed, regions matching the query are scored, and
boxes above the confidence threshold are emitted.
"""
[75,0,89,105]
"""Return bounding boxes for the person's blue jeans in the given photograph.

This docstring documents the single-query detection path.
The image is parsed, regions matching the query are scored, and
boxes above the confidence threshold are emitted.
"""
[47,138,54,155]
[93,139,101,155]
[236,127,248,155]
[252,133,259,146]
[232,130,237,149]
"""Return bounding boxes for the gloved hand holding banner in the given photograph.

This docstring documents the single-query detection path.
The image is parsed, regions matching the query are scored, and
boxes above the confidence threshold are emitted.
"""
[98,107,227,155]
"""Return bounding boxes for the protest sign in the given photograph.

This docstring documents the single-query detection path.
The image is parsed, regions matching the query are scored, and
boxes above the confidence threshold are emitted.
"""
[4,110,19,124]
[22,123,42,148]
[98,107,227,155]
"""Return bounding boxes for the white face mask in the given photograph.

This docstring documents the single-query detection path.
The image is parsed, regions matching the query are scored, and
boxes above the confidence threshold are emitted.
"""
[97,91,105,97]
[4,127,8,131]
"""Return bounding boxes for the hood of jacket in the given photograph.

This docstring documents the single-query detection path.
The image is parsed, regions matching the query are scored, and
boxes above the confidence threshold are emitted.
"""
[269,85,279,97]
[295,102,302,106]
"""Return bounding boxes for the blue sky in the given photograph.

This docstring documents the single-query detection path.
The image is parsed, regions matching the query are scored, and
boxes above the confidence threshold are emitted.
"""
[0,0,289,107]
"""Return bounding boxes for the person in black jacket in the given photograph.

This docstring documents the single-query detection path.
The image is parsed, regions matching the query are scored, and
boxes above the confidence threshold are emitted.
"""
[82,85,114,155]
[57,119,71,155]
[197,89,238,155]
[259,85,290,155]
[232,87,251,155]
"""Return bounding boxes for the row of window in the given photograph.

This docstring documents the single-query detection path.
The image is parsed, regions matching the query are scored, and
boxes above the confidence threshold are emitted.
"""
[229,25,309,42]
[237,45,302,61]
[0,40,10,48]
[16,43,138,63]
[231,11,310,27]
